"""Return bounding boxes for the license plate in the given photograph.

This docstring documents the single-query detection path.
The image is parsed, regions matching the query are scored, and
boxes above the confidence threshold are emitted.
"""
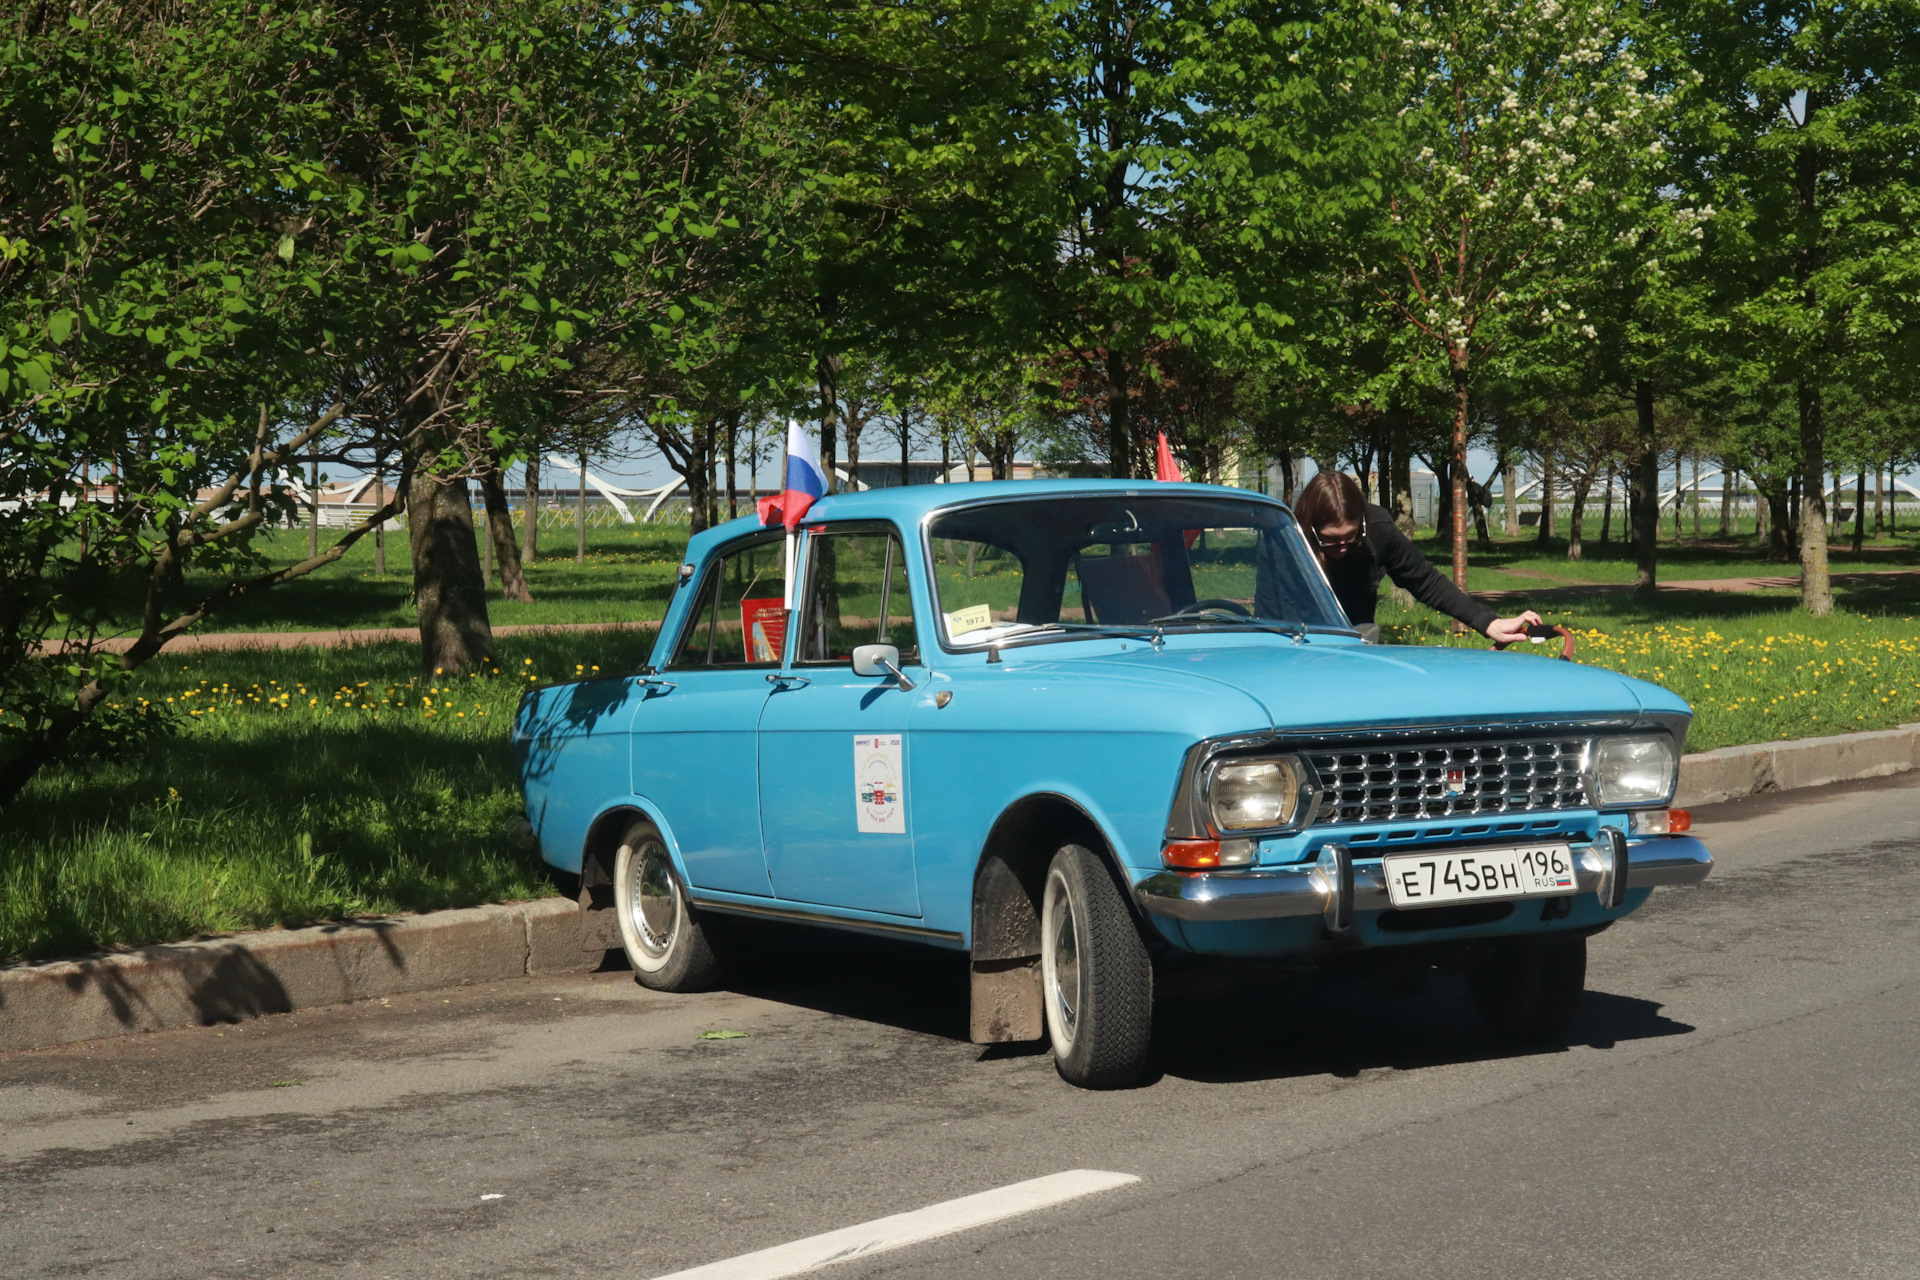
[1381,844,1578,909]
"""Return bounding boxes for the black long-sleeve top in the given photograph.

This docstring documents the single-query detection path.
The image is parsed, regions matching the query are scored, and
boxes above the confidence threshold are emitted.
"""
[1319,503,1498,634]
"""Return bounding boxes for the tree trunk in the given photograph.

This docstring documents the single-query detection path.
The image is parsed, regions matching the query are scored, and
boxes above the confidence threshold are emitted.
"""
[1105,346,1131,479]
[1853,469,1866,553]
[1720,461,1733,536]
[1390,416,1411,530]
[900,407,912,487]
[1690,451,1701,538]
[1536,453,1554,545]
[1448,361,1470,595]
[1375,429,1392,514]
[1503,462,1518,536]
[1764,481,1792,560]
[480,506,494,585]
[684,434,713,535]
[1630,379,1659,597]
[1671,455,1683,539]
[726,414,739,521]
[373,449,388,576]
[520,450,539,564]
[817,356,840,492]
[1798,380,1832,615]
[575,445,588,562]
[1875,460,1886,534]
[408,471,496,677]
[845,409,863,490]
[308,439,320,560]
[1567,476,1593,560]
[478,463,532,602]
[1600,472,1614,544]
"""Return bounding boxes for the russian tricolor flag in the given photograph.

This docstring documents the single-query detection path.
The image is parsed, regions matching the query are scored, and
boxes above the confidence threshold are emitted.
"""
[756,421,829,532]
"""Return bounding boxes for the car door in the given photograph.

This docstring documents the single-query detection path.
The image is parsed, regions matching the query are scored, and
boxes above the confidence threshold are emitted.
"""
[757,523,924,917]
[629,532,787,897]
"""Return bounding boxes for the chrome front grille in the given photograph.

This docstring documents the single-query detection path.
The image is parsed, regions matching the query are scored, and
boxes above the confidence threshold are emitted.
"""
[1307,738,1590,826]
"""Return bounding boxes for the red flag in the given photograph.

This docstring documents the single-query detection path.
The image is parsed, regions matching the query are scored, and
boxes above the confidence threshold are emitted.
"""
[1155,432,1184,482]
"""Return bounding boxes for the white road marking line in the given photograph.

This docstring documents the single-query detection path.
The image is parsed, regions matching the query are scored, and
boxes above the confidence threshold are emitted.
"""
[651,1169,1141,1280]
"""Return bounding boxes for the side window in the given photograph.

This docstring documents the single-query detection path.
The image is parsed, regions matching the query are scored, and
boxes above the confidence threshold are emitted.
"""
[797,530,920,665]
[667,537,788,669]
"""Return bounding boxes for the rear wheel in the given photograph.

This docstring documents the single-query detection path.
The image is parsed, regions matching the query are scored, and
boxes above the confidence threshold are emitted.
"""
[612,820,723,992]
[1469,935,1586,1043]
[1041,844,1154,1088]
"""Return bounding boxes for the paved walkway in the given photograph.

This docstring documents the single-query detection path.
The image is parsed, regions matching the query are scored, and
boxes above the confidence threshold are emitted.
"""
[53,620,658,655]
[46,567,1920,653]
[1475,567,1920,604]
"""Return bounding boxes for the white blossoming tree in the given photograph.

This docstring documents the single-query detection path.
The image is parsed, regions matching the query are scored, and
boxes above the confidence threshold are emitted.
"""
[1359,0,1675,592]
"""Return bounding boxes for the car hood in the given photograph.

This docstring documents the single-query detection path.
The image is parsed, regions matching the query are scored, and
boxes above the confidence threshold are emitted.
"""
[1034,639,1673,733]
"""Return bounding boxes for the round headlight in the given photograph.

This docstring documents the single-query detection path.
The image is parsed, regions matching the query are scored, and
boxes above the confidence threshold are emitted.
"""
[1208,755,1307,831]
[1594,736,1676,806]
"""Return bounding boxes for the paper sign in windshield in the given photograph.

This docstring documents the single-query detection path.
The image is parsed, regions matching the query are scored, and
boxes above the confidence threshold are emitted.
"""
[740,597,786,663]
[854,734,905,834]
[944,603,992,637]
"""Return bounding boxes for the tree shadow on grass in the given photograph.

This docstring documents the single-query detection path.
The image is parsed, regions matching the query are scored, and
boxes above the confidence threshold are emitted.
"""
[4,715,554,961]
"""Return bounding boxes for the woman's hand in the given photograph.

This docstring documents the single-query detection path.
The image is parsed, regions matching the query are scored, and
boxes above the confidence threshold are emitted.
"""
[1484,610,1546,646]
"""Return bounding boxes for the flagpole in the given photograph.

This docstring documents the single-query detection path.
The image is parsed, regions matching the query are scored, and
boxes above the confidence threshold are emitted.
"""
[783,529,796,613]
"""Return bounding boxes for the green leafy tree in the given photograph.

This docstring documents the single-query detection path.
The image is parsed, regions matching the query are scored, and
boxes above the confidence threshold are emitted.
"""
[1681,0,1920,614]
[1352,0,1676,595]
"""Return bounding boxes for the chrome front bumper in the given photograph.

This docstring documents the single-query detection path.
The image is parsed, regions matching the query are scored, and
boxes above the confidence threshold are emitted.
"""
[1135,834,1713,923]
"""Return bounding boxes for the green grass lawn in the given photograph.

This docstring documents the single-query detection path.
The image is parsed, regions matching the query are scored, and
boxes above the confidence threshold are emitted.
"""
[1427,526,1920,592]
[1379,577,1920,753]
[8,511,1919,964]
[169,522,691,633]
[0,631,657,963]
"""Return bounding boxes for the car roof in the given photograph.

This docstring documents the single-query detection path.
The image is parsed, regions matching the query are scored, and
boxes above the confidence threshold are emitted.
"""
[686,479,1292,557]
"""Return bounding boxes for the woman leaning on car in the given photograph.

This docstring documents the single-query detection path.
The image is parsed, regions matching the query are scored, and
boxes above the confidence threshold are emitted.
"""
[1294,470,1543,646]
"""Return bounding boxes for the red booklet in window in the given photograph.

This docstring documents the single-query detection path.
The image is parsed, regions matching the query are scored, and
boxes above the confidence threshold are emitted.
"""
[741,597,786,663]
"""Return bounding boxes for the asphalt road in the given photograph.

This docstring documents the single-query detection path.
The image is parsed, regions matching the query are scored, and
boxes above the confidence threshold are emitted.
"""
[5,773,1918,1280]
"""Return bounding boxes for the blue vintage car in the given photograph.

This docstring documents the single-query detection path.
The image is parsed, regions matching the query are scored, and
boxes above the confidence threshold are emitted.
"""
[514,480,1713,1087]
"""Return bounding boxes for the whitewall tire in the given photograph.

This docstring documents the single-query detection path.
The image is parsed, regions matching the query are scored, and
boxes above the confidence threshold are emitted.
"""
[612,820,723,992]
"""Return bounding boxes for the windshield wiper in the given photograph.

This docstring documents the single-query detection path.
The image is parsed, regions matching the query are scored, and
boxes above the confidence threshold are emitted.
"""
[1149,615,1309,642]
[979,623,1164,654]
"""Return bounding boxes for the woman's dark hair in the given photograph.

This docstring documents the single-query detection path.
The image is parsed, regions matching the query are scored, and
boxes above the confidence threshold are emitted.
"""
[1294,471,1367,534]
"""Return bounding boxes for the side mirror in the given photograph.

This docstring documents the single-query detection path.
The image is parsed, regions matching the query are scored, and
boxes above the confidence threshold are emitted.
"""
[851,643,914,690]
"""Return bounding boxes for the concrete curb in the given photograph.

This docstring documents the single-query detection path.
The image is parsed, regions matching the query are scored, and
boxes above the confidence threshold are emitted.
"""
[4,723,1918,1055]
[1675,725,1920,808]
[0,897,586,1054]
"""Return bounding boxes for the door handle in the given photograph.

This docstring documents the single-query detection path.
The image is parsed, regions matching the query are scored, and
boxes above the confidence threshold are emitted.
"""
[765,673,812,689]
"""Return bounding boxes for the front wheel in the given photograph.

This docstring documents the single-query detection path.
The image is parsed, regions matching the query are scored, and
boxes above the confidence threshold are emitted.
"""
[612,820,724,992]
[1041,844,1154,1088]
[1469,935,1587,1043]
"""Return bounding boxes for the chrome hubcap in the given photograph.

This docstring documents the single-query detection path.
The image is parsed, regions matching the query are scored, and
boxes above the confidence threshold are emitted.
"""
[628,840,677,957]
[1045,873,1080,1042]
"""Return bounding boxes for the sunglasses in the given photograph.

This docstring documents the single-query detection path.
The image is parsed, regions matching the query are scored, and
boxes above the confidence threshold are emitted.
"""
[1310,516,1367,553]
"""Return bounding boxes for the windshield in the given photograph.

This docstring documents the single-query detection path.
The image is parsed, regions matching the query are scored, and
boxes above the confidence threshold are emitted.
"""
[926,494,1350,647]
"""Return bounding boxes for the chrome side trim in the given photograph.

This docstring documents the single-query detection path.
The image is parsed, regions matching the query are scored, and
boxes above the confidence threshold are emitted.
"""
[1136,835,1714,923]
[691,896,965,944]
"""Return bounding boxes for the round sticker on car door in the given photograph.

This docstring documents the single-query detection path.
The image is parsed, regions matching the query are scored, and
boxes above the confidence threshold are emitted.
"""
[854,734,905,833]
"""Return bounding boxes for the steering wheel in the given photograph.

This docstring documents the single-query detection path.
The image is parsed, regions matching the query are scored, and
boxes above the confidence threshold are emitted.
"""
[1168,598,1254,620]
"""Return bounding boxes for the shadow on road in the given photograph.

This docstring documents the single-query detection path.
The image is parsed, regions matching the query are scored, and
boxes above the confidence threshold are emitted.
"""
[1152,968,1693,1085]
[681,919,1694,1086]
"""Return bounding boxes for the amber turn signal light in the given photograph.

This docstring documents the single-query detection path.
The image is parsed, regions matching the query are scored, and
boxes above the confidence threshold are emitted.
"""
[1162,839,1222,869]
[1667,808,1692,833]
